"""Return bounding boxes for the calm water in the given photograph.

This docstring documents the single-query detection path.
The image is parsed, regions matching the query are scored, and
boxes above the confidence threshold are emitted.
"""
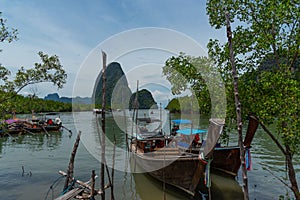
[0,111,299,200]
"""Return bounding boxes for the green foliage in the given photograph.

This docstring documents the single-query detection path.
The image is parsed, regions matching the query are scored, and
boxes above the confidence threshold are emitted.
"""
[206,0,300,154]
[0,12,68,118]
[0,12,18,44]
[0,91,72,118]
[1,52,67,94]
[206,1,300,198]
[72,103,93,112]
[207,0,299,76]
[163,53,226,116]
[163,53,197,94]
[166,98,180,113]
[0,51,68,113]
[240,71,300,154]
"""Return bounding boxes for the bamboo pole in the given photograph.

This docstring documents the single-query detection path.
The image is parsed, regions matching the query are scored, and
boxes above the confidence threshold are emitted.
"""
[40,125,50,137]
[98,51,115,200]
[63,131,81,191]
[91,170,95,198]
[95,107,114,196]
[111,133,116,200]
[101,50,107,200]
[225,12,249,199]
[135,80,139,140]
[122,90,129,151]
[163,135,166,200]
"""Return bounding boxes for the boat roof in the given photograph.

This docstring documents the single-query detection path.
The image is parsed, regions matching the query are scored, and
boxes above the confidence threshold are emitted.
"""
[4,119,19,124]
[44,112,60,116]
[171,119,192,124]
[176,128,207,135]
[137,132,164,140]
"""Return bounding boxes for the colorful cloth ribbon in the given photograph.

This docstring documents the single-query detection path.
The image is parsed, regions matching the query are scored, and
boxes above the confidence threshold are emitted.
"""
[245,148,252,171]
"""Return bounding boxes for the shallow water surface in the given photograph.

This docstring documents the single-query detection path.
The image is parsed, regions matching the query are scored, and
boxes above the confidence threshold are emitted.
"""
[0,111,298,199]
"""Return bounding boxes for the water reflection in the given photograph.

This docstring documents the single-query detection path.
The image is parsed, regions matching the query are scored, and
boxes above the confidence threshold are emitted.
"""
[196,172,243,200]
[133,168,243,200]
[0,132,63,153]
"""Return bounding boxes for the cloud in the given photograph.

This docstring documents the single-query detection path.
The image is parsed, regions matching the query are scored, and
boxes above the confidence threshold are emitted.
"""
[2,1,225,98]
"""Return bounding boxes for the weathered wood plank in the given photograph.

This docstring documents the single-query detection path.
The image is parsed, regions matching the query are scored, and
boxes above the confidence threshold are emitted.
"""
[54,188,84,200]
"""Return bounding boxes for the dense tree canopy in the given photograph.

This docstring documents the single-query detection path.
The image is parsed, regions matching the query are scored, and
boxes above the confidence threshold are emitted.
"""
[206,0,300,152]
[206,1,299,199]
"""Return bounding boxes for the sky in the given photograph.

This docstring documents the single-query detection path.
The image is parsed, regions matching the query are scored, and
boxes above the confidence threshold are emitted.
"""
[0,0,226,106]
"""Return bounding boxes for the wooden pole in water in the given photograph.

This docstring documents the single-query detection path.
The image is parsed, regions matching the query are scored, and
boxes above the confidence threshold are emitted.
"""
[101,51,107,200]
[91,170,95,198]
[135,81,139,141]
[111,133,116,200]
[63,131,81,191]
[225,11,249,199]
[122,90,129,151]
[160,103,162,132]
[40,125,50,137]
[168,99,171,136]
[163,133,166,200]
[95,107,115,199]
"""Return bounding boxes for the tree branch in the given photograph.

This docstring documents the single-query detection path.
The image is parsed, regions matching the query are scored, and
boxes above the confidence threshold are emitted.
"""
[259,121,287,155]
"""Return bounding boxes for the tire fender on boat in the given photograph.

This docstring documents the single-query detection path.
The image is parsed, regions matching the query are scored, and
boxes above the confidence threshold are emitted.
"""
[55,118,62,125]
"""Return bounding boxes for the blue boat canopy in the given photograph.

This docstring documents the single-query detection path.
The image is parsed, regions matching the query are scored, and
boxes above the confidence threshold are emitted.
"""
[176,128,207,135]
[171,119,192,124]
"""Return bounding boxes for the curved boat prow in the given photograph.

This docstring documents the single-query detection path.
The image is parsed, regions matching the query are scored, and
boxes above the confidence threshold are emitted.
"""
[202,118,225,159]
[243,114,259,148]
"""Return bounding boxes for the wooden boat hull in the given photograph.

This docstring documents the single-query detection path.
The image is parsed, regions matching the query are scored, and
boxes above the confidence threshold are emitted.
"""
[8,128,23,135]
[129,115,259,196]
[147,157,205,195]
[131,143,242,197]
[177,145,241,176]
[44,125,61,131]
[131,145,206,196]
[24,127,43,133]
[212,146,241,176]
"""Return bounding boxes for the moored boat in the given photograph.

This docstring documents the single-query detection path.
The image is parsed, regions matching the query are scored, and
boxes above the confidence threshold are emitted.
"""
[130,118,225,196]
[129,115,259,196]
[43,113,62,131]
[130,146,204,196]
[1,113,63,135]
[2,119,24,135]
[173,115,259,176]
[93,108,102,114]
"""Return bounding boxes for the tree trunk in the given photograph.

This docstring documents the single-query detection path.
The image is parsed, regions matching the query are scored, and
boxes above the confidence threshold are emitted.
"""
[285,145,300,200]
[225,12,249,200]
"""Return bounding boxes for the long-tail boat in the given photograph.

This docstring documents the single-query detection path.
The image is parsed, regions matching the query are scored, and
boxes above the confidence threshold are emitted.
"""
[1,113,63,135]
[129,115,259,196]
[42,112,63,131]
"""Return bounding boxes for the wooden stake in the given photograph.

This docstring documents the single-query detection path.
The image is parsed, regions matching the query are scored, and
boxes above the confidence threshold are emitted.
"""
[91,170,95,198]
[135,81,139,141]
[122,90,129,151]
[101,51,107,200]
[111,133,116,200]
[63,131,81,191]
